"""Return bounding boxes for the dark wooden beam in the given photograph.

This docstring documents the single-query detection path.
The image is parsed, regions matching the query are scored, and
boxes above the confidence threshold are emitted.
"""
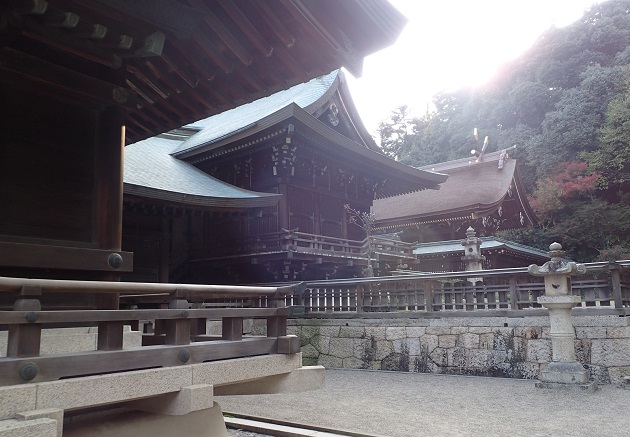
[250,1,295,48]
[0,242,133,272]
[94,0,202,39]
[187,0,253,66]
[0,48,136,108]
[0,338,278,384]
[217,0,274,57]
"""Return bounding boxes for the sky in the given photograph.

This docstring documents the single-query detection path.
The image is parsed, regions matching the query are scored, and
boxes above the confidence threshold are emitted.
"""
[345,0,605,136]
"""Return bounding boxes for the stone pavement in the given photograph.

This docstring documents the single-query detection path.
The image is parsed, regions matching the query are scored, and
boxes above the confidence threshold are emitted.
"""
[218,369,630,437]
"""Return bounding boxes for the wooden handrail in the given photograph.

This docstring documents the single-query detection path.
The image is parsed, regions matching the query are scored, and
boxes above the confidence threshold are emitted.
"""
[0,275,301,297]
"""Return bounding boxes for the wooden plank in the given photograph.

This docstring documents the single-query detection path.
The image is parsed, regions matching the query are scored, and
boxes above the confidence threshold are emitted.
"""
[0,308,283,324]
[0,337,278,384]
[165,319,190,345]
[97,321,124,350]
[222,317,243,341]
[267,315,287,337]
[0,241,133,272]
[7,324,41,358]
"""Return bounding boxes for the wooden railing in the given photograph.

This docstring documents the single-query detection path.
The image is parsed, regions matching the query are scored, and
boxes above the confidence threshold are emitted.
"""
[0,277,302,385]
[290,261,630,315]
[189,230,414,261]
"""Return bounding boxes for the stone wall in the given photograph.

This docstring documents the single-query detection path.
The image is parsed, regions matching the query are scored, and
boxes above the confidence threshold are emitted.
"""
[287,315,630,384]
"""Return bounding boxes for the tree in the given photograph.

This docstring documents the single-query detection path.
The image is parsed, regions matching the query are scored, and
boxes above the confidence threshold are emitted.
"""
[529,161,599,226]
[376,106,414,161]
[583,80,630,194]
[344,204,376,277]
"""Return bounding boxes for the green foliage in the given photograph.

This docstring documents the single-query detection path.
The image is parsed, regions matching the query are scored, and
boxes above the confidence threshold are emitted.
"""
[375,0,630,262]
[583,81,630,192]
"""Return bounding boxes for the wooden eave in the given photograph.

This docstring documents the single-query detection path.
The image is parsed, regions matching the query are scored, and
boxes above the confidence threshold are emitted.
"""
[0,0,406,143]
[123,183,281,210]
[175,103,447,197]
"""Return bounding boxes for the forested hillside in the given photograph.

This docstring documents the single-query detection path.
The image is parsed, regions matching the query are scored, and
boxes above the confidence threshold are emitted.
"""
[377,0,630,262]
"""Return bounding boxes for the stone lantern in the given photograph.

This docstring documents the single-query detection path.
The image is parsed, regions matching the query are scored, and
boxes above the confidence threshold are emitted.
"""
[461,226,484,284]
[528,242,596,391]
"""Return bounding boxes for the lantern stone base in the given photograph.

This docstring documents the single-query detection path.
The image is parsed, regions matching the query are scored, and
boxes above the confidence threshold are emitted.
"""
[535,380,598,392]
[536,361,597,392]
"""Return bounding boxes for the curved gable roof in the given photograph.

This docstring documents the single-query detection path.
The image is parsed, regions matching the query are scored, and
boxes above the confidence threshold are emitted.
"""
[124,136,280,208]
[373,150,536,228]
[172,70,341,156]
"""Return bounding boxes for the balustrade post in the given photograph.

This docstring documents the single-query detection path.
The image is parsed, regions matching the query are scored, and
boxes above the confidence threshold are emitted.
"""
[222,317,243,341]
[425,280,434,312]
[610,263,623,309]
[8,286,42,358]
[509,276,519,310]
[355,285,363,313]
[165,297,191,345]
[529,242,596,391]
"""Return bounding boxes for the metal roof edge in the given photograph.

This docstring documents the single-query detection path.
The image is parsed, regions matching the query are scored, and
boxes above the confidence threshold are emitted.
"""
[123,183,281,209]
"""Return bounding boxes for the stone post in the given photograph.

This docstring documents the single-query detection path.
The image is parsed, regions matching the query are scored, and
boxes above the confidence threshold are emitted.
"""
[461,226,484,284]
[528,242,596,391]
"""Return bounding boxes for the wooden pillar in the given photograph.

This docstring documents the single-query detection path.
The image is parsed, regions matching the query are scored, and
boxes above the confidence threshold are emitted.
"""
[7,286,42,358]
[93,107,125,309]
[314,194,321,235]
[278,183,289,230]
[159,217,170,283]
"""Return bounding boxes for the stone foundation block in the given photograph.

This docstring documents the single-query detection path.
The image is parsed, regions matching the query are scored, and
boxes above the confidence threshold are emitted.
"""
[591,338,630,367]
[606,327,630,338]
[318,354,343,368]
[363,327,387,341]
[438,334,457,348]
[405,327,426,338]
[339,326,365,338]
[385,327,406,340]
[450,327,467,334]
[342,357,364,368]
[0,385,37,421]
[420,334,439,353]
[192,354,301,386]
[328,337,354,359]
[467,349,493,369]
[14,409,63,437]
[513,326,542,340]
[393,338,421,356]
[301,344,319,359]
[37,367,192,411]
[318,326,341,337]
[299,325,320,342]
[576,327,607,339]
[374,340,393,361]
[429,348,448,367]
[607,366,630,385]
[310,335,330,354]
[468,327,492,334]
[0,418,58,437]
[526,339,552,363]
[214,366,324,395]
[539,361,590,384]
[458,333,480,349]
[425,327,451,335]
[127,384,214,416]
[479,333,494,350]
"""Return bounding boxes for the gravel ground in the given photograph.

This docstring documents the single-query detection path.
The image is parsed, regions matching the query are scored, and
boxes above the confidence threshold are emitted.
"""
[218,369,630,437]
[227,430,270,437]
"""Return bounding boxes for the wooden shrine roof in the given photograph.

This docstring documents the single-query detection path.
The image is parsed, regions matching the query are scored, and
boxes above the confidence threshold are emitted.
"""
[1,0,407,143]
[124,134,280,209]
[126,71,447,203]
[413,236,549,262]
[373,149,538,230]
